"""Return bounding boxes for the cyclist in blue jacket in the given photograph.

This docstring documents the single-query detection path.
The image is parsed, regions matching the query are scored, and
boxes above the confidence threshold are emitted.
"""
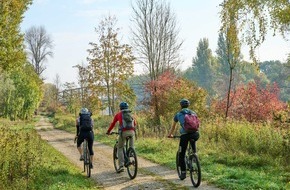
[168,99,200,180]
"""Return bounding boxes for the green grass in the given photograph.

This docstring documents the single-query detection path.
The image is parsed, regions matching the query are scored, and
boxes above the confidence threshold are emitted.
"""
[50,113,290,190]
[33,142,100,190]
[0,118,100,190]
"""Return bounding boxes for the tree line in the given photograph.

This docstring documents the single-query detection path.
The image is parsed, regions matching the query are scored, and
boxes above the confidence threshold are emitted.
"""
[1,0,289,126]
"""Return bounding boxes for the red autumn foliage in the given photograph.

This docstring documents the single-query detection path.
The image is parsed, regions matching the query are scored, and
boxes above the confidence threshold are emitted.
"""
[213,82,286,122]
[144,70,207,120]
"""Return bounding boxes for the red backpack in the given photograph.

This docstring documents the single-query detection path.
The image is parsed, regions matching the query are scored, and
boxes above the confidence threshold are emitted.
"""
[183,113,200,133]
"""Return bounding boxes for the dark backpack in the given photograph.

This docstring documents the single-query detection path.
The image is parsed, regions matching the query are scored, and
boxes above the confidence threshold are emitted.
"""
[79,113,92,131]
[183,113,200,133]
[122,110,134,130]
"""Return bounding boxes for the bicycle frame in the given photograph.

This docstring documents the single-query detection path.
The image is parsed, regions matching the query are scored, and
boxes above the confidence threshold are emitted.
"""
[171,135,201,187]
[110,131,138,179]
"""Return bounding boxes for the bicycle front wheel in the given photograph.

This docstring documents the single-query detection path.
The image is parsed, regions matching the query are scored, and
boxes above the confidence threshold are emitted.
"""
[126,147,138,179]
[189,154,201,187]
[176,151,182,178]
[113,143,120,172]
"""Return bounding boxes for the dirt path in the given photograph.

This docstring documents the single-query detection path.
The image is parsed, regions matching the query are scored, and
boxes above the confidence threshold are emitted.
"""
[36,116,221,190]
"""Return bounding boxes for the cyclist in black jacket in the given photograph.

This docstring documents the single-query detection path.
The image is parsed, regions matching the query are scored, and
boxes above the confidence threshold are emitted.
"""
[75,108,94,169]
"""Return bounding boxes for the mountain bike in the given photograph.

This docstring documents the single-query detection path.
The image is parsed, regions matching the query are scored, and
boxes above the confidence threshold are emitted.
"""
[82,138,92,177]
[171,135,201,187]
[110,131,138,179]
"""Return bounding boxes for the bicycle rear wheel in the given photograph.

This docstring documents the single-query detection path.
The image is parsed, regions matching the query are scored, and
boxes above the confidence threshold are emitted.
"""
[84,141,91,177]
[83,141,87,172]
[113,143,120,172]
[126,147,138,179]
[189,154,201,187]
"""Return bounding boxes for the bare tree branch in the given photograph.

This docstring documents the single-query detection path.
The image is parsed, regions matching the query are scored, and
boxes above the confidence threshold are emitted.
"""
[25,26,53,78]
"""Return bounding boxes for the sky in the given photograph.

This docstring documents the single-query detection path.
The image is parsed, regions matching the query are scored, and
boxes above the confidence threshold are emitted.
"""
[21,0,290,85]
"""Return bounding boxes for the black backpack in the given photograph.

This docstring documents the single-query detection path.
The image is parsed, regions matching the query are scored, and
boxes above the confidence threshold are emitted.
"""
[79,113,92,131]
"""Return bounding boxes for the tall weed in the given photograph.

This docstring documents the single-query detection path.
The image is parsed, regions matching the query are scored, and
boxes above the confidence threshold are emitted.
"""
[0,120,44,189]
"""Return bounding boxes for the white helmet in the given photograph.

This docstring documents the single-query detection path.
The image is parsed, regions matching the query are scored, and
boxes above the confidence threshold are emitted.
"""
[80,108,89,114]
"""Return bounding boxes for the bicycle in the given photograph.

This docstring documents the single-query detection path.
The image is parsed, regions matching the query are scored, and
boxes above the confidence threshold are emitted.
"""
[82,138,92,177]
[171,135,201,187]
[110,131,138,179]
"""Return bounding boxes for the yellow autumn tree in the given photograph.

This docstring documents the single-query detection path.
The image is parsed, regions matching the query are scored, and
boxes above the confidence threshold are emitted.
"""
[87,15,136,115]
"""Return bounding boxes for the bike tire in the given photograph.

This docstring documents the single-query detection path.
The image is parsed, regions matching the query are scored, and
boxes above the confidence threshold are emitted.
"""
[83,141,87,173]
[113,143,119,172]
[189,154,201,187]
[86,145,91,177]
[176,151,182,178]
[126,147,138,179]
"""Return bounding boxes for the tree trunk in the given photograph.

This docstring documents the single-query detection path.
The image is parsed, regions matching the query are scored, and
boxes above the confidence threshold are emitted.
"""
[225,68,233,119]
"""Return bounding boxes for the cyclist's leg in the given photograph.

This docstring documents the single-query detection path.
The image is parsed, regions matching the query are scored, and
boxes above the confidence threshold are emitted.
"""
[123,130,135,148]
[77,133,85,159]
[189,132,199,153]
[118,132,125,168]
[88,131,94,167]
[179,134,189,171]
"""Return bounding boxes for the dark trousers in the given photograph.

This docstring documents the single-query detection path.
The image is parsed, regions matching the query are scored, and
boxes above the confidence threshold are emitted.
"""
[179,132,199,171]
[77,131,94,155]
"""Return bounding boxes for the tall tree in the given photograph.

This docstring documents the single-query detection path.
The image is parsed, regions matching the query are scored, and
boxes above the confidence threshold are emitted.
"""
[215,32,230,97]
[87,15,135,115]
[219,4,241,119]
[220,0,290,64]
[131,0,183,124]
[53,74,62,109]
[192,38,215,96]
[0,0,32,72]
[25,26,53,78]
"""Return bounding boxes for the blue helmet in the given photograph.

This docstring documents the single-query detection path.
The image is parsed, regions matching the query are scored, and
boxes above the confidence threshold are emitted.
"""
[119,102,129,110]
[180,99,190,108]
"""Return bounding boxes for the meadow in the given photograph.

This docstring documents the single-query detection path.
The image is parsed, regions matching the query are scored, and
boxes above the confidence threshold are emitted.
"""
[52,113,289,190]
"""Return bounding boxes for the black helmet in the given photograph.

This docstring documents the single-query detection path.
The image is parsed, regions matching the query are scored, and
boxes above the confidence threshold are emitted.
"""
[180,99,190,108]
[119,102,129,110]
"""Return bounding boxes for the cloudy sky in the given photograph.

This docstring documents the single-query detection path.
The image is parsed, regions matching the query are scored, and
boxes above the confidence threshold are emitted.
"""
[21,0,290,84]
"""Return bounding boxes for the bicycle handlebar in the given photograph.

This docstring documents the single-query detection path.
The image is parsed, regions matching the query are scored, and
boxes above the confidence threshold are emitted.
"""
[109,131,119,135]
[168,135,180,138]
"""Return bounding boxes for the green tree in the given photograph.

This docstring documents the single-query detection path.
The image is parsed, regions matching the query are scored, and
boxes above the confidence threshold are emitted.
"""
[87,15,135,115]
[260,60,290,102]
[2,64,42,120]
[62,82,80,114]
[220,0,290,64]
[192,38,216,96]
[0,0,32,72]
